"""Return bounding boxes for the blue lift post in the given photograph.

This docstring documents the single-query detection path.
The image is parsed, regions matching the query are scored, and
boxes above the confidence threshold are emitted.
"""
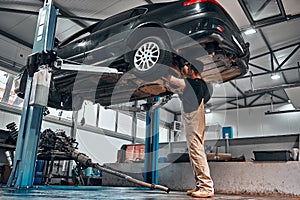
[144,97,160,184]
[7,0,58,188]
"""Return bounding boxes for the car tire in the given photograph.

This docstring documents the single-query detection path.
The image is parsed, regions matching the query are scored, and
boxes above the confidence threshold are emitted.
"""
[127,36,172,81]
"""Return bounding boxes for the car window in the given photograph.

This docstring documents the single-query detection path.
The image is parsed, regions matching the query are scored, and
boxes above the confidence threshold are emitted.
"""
[131,8,147,18]
[60,22,99,47]
[100,10,134,29]
[92,8,147,32]
[91,21,105,33]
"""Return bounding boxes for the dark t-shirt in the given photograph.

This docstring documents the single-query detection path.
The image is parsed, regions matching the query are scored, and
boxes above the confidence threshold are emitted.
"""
[181,78,211,113]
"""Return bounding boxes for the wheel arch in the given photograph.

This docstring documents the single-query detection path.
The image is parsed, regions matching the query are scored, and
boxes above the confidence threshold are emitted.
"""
[125,22,172,51]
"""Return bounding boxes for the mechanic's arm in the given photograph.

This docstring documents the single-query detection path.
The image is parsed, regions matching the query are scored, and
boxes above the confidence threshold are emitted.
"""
[169,75,185,88]
[165,75,186,94]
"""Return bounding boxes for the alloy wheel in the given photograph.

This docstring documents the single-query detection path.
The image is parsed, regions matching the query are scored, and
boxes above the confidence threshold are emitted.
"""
[133,41,160,72]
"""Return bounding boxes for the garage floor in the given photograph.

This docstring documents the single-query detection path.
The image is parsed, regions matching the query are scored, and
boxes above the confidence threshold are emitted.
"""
[1,186,298,199]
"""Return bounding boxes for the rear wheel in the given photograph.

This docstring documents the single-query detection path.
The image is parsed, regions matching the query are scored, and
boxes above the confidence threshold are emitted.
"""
[128,36,173,81]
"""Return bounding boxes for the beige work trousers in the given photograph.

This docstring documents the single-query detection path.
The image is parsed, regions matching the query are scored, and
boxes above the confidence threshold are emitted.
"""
[182,99,214,193]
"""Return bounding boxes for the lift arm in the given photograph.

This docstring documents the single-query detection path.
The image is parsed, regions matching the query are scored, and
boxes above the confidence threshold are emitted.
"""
[55,58,121,74]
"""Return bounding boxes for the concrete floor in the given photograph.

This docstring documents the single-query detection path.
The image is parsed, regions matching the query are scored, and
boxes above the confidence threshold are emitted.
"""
[1,186,298,199]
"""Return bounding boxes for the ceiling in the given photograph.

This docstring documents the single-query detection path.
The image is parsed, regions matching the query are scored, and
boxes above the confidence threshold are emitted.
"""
[0,0,300,114]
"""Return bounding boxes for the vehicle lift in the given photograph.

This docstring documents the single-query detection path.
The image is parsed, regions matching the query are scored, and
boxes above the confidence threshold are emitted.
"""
[7,0,58,188]
[144,97,160,184]
[7,0,168,191]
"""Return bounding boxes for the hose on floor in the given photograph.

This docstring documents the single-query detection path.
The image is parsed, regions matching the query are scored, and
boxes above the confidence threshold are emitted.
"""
[72,151,170,193]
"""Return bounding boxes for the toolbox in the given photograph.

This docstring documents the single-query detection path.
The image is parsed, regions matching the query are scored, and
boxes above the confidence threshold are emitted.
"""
[253,150,291,161]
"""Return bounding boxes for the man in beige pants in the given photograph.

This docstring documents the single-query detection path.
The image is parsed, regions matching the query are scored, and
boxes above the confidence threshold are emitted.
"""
[168,60,214,198]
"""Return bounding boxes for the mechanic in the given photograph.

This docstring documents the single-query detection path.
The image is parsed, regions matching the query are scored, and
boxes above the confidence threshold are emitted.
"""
[167,59,214,198]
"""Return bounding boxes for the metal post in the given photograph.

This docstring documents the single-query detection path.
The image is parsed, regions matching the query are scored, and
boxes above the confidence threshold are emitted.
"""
[115,111,119,133]
[96,103,100,127]
[67,110,78,182]
[2,75,14,103]
[131,101,138,144]
[144,97,160,184]
[7,0,58,188]
[174,114,179,142]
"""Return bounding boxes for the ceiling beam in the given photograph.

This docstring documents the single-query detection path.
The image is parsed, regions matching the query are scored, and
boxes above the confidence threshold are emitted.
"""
[211,94,288,111]
[250,42,300,61]
[0,7,101,22]
[211,96,236,99]
[245,81,300,96]
[0,29,32,49]
[281,71,289,83]
[227,102,241,107]
[266,91,289,102]
[259,29,280,70]
[222,101,287,111]
[250,29,289,84]
[210,83,286,109]
[0,7,37,15]
[209,84,292,111]
[239,65,300,80]
[276,44,300,71]
[38,0,88,28]
[248,94,264,106]
[229,81,245,97]
[209,95,244,111]
[277,0,287,18]
[254,0,272,18]
[249,62,271,72]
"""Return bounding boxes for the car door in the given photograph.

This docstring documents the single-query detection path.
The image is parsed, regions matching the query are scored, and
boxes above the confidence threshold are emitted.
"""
[85,8,148,67]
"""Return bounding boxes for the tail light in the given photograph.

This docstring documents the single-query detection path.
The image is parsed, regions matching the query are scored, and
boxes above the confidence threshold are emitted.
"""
[183,0,217,6]
[216,25,224,32]
[183,0,227,13]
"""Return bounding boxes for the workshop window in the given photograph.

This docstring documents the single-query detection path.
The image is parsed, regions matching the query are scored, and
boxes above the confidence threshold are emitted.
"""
[0,70,22,106]
[241,0,284,22]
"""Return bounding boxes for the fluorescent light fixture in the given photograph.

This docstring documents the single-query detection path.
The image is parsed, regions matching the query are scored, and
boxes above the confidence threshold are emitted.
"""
[244,28,256,35]
[271,74,280,80]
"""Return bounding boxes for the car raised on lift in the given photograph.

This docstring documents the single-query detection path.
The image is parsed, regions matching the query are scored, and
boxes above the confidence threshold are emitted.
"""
[16,0,250,110]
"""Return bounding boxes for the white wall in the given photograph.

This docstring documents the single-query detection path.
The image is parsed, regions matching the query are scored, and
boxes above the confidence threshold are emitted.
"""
[206,103,300,138]
[0,109,72,134]
[0,100,172,165]
[0,105,130,164]
[76,129,128,164]
[172,103,300,140]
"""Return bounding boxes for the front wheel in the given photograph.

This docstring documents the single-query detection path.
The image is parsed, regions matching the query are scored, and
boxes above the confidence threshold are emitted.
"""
[128,36,173,81]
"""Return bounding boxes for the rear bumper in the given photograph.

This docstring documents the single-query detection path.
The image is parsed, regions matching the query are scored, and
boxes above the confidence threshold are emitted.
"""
[168,9,248,56]
[172,29,249,60]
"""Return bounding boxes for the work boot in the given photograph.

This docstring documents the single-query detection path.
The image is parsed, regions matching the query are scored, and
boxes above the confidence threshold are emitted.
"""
[186,188,198,195]
[191,189,214,198]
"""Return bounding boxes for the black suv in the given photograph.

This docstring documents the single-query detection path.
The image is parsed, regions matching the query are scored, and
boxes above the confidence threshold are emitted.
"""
[17,0,250,110]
